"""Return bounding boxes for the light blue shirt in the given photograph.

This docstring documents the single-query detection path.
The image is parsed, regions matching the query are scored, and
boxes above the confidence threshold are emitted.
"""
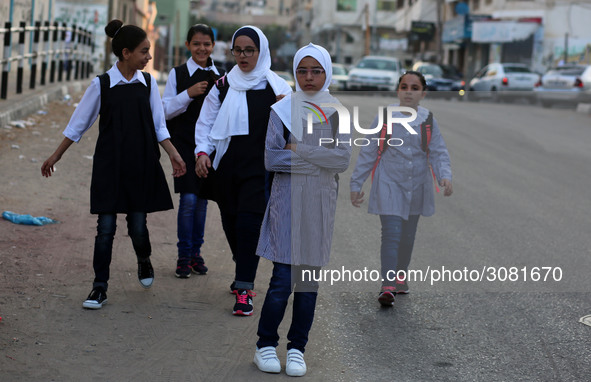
[350,105,452,219]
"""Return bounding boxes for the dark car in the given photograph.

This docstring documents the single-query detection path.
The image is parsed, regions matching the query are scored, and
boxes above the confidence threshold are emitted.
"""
[440,64,465,95]
[412,62,462,99]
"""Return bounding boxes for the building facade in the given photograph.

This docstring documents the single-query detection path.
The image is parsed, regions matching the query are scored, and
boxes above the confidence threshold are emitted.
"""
[443,0,591,80]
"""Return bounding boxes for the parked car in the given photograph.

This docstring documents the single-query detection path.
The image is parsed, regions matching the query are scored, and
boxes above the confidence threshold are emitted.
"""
[276,71,295,90]
[439,63,466,97]
[468,63,539,102]
[534,65,591,108]
[330,63,349,91]
[347,56,403,92]
[412,62,456,98]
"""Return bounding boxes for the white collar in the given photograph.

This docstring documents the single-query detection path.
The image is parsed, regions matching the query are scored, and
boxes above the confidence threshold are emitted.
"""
[391,104,429,126]
[107,62,147,88]
[186,58,220,76]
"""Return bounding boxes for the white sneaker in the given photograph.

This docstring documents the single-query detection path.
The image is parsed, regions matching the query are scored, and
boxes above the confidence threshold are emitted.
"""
[254,346,281,374]
[286,349,306,377]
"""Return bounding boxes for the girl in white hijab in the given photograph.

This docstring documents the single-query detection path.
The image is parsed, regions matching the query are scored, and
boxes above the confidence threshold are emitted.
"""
[253,43,351,377]
[194,26,292,317]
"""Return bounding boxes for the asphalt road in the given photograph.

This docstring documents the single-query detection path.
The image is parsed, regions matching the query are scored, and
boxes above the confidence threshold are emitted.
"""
[1,91,590,381]
[316,94,591,381]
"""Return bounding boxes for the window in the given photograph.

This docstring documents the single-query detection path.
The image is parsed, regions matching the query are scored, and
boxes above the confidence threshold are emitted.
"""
[472,0,480,11]
[397,0,405,9]
[337,0,357,11]
[378,0,396,11]
[503,65,532,73]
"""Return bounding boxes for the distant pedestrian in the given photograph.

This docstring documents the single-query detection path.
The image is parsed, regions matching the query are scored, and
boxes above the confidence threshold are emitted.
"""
[349,70,453,307]
[162,24,224,279]
[253,43,351,377]
[194,25,292,316]
[41,19,186,310]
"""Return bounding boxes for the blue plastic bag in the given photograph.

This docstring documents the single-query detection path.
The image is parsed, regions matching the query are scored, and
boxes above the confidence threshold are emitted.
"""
[2,211,58,226]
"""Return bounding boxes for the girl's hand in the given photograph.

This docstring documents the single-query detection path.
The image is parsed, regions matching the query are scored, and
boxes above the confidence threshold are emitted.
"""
[439,179,453,196]
[196,154,212,178]
[187,81,209,98]
[350,191,365,207]
[170,153,186,177]
[41,137,74,177]
[284,143,297,152]
[41,154,60,177]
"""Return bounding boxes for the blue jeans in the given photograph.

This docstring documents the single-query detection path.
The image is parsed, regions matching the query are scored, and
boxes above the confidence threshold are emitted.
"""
[93,212,151,290]
[380,215,420,287]
[256,263,319,353]
[177,193,208,261]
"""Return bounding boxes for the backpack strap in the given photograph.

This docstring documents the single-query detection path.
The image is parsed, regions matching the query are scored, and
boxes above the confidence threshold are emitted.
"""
[420,111,440,193]
[420,111,433,153]
[215,74,229,104]
[371,106,390,182]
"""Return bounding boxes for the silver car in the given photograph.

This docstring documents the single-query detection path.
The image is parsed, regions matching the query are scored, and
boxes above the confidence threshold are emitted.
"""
[534,65,591,108]
[468,63,539,102]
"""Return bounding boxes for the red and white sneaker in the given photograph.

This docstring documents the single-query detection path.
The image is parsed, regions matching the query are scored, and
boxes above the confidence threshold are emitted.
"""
[395,278,409,294]
[232,289,256,316]
[378,286,396,307]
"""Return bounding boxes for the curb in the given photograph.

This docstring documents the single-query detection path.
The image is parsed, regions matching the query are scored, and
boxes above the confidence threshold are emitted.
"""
[0,80,89,129]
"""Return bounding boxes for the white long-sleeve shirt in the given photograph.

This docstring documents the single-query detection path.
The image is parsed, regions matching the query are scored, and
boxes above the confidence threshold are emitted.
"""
[161,58,220,120]
[63,63,170,143]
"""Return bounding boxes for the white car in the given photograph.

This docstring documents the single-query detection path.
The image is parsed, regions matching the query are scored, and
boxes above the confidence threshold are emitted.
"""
[347,56,403,92]
[330,63,349,91]
[468,63,540,102]
[534,65,591,108]
[275,71,295,90]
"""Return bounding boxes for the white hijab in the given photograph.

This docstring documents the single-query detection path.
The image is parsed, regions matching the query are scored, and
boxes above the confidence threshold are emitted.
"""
[209,25,292,169]
[271,43,340,141]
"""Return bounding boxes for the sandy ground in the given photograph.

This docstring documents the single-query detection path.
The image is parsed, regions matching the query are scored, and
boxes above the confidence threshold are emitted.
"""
[0,95,351,381]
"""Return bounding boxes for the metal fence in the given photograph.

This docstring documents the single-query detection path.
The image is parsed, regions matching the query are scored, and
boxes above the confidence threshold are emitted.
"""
[0,21,94,100]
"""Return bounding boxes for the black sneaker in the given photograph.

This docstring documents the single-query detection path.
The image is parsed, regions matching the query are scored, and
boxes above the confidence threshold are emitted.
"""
[175,259,191,279]
[82,287,107,309]
[138,259,154,288]
[232,289,255,316]
[378,286,396,307]
[229,281,237,294]
[190,254,208,275]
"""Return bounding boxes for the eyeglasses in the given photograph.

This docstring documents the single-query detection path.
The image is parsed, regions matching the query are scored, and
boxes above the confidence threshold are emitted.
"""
[230,48,258,57]
[295,68,325,76]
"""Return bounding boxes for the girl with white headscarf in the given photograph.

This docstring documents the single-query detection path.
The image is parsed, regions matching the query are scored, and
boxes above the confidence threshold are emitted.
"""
[194,26,292,317]
[253,43,351,376]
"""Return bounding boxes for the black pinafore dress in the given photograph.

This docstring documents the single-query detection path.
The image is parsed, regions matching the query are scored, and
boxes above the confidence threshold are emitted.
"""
[166,63,221,194]
[90,72,173,214]
[215,82,277,214]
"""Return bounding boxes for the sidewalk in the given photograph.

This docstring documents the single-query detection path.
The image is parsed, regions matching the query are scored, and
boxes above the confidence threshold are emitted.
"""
[0,67,90,128]
[0,82,350,381]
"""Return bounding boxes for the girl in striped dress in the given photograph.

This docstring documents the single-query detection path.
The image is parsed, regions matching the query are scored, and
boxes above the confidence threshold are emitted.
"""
[253,43,351,377]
